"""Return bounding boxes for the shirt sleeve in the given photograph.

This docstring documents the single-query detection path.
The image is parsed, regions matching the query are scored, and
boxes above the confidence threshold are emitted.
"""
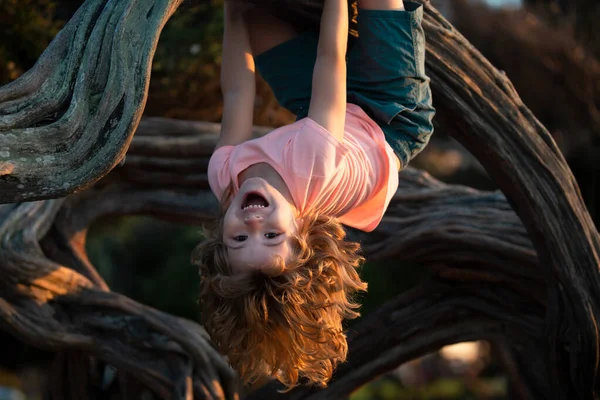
[207,145,235,200]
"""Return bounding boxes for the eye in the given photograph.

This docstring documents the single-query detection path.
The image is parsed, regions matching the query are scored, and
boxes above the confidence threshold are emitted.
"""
[265,232,281,239]
[233,235,248,242]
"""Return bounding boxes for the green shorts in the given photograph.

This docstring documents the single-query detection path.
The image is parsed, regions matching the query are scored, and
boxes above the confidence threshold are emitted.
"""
[254,1,435,167]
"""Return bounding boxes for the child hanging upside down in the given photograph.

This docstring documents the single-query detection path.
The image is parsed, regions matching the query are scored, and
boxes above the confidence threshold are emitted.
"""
[193,0,435,390]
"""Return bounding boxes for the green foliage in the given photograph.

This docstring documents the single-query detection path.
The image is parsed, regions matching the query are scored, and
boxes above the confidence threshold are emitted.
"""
[146,0,226,119]
[350,375,507,400]
[0,0,63,84]
[87,216,203,320]
[87,216,430,322]
[358,260,430,318]
[153,0,224,78]
[0,0,227,121]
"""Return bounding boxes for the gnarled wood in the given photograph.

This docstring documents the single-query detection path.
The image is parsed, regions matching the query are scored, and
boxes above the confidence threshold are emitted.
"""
[0,114,547,398]
[0,0,183,203]
[246,1,600,397]
[0,199,239,400]
[0,0,599,399]
[0,147,540,399]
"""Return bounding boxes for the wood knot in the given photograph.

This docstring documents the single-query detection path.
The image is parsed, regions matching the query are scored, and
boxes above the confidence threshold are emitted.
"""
[0,162,15,176]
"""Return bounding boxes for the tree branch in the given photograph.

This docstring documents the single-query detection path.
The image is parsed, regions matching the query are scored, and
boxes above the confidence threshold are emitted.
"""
[35,118,548,397]
[0,0,599,398]
[0,199,239,399]
[0,115,542,397]
[0,0,183,203]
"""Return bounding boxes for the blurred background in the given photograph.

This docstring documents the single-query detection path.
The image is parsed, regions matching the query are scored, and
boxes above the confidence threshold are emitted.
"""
[0,0,598,398]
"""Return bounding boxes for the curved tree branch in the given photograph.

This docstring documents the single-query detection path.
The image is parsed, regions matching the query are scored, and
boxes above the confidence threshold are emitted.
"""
[0,114,542,397]
[0,0,599,398]
[247,282,544,400]
[39,119,549,397]
[250,1,600,396]
[0,0,183,203]
[421,5,600,398]
[0,199,239,400]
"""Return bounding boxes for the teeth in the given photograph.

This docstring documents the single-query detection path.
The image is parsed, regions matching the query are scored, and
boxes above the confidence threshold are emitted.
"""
[242,205,266,210]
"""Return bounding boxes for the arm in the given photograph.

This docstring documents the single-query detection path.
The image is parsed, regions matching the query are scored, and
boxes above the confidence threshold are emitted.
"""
[216,1,256,150]
[307,0,348,142]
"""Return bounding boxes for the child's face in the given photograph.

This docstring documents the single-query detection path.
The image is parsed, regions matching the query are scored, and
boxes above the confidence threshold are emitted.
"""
[222,177,298,273]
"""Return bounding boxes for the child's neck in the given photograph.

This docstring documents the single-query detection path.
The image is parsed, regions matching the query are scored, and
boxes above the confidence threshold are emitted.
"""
[238,163,297,209]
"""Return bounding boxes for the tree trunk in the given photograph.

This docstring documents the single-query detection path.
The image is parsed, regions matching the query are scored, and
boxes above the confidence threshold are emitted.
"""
[0,0,599,399]
[442,0,600,221]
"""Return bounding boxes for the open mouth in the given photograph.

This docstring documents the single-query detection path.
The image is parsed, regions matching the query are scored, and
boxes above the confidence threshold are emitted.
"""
[242,192,269,210]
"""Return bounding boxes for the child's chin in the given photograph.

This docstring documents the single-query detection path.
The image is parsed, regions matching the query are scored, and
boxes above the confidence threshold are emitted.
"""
[239,176,271,190]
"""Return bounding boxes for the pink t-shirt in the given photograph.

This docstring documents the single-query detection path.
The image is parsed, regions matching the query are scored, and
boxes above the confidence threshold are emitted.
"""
[208,104,399,232]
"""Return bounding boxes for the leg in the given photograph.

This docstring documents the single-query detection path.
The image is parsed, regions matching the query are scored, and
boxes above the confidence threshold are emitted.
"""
[244,7,299,57]
[358,0,405,10]
[246,8,318,118]
[346,2,435,168]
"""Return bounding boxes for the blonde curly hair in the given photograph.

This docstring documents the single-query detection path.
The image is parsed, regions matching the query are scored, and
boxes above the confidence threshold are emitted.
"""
[192,190,367,390]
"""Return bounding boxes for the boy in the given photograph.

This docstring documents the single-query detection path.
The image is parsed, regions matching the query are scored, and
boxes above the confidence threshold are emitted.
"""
[193,0,434,390]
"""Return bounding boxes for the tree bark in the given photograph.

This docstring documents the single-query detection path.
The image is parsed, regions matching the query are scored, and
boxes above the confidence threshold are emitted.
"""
[0,123,541,398]
[0,197,239,399]
[442,0,600,222]
[0,0,599,399]
[0,0,183,203]
[242,2,600,396]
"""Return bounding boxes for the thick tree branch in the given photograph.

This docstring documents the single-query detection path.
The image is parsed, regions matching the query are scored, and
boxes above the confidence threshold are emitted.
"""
[0,198,239,399]
[247,283,543,400]
[39,119,547,397]
[422,5,600,398]
[243,0,600,397]
[0,0,599,398]
[0,115,542,397]
[0,0,183,203]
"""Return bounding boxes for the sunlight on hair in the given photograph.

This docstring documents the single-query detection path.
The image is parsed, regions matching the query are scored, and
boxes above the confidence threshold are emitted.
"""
[192,199,367,391]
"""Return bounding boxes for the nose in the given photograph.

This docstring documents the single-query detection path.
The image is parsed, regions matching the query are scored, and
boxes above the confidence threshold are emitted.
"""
[244,214,264,227]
